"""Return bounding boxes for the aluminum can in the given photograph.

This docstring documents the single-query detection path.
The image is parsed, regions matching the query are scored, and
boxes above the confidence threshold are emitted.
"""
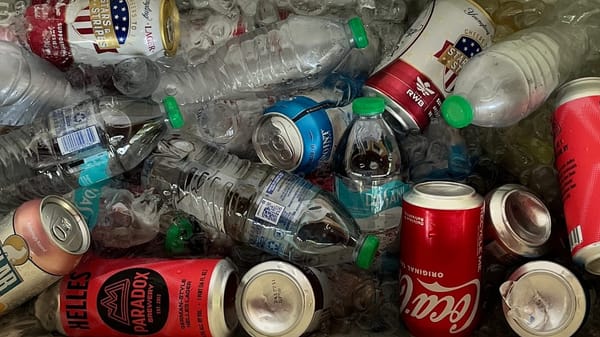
[363,0,495,130]
[553,77,600,275]
[0,195,90,316]
[484,184,552,265]
[499,260,588,337]
[253,94,352,176]
[23,0,180,68]
[236,260,330,337]
[35,256,238,337]
[399,181,484,337]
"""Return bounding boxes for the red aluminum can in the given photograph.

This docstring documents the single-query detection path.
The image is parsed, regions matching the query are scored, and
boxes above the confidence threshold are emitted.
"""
[553,77,600,275]
[399,181,484,337]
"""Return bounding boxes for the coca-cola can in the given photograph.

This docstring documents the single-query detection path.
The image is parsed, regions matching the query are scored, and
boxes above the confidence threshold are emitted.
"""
[0,196,90,316]
[236,260,330,337]
[484,184,552,265]
[399,181,484,337]
[363,0,495,130]
[23,0,181,68]
[499,260,588,337]
[553,77,600,275]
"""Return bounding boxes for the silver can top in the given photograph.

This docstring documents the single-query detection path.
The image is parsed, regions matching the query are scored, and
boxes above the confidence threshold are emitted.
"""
[253,113,303,172]
[499,260,587,337]
[207,259,239,337]
[403,181,484,210]
[40,196,90,255]
[486,184,551,258]
[236,260,317,337]
[555,77,600,108]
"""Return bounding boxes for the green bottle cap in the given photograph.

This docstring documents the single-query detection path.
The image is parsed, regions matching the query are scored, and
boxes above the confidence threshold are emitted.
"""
[356,235,379,269]
[352,96,386,116]
[163,96,184,129]
[348,17,368,49]
[165,217,194,254]
[441,95,474,128]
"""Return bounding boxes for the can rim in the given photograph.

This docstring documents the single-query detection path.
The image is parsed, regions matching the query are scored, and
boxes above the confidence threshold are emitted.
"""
[40,195,90,255]
[207,259,239,337]
[236,261,316,337]
[405,181,484,210]
[160,0,180,56]
[487,184,551,257]
[362,85,422,131]
[555,77,600,109]
[501,261,587,337]
[253,113,303,172]
[573,244,600,276]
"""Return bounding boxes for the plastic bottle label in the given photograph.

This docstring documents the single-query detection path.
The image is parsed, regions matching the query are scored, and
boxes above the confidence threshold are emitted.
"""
[78,151,110,187]
[72,181,108,229]
[334,177,410,220]
[249,171,318,256]
[59,257,222,337]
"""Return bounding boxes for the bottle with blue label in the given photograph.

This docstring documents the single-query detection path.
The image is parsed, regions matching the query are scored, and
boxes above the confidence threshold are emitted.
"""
[0,96,184,215]
[333,97,408,251]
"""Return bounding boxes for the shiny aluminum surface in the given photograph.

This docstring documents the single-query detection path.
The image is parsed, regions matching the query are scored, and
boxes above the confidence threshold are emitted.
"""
[207,259,239,337]
[253,113,303,171]
[500,260,587,337]
[485,184,551,263]
[236,261,319,337]
[403,181,484,210]
[40,196,90,255]
[555,77,600,108]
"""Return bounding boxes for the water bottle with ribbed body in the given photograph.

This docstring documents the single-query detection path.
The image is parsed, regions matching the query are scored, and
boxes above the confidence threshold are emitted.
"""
[150,15,369,104]
[0,41,87,126]
[441,24,590,128]
[141,133,379,269]
[0,96,183,214]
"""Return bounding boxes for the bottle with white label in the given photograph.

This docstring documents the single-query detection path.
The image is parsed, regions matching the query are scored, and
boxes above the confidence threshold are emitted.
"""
[333,97,408,251]
[141,132,380,269]
[0,96,184,215]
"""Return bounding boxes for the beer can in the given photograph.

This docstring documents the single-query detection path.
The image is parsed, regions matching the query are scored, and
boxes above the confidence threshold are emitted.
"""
[253,94,352,176]
[499,260,588,337]
[553,77,600,275]
[399,181,484,337]
[484,184,552,265]
[363,0,495,130]
[236,260,330,337]
[23,0,180,68]
[35,256,238,337]
[0,195,90,316]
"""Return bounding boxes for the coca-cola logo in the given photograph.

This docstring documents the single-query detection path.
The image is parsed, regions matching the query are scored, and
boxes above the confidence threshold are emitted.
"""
[399,274,480,334]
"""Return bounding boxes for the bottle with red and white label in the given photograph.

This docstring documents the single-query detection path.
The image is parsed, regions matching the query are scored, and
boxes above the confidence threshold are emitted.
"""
[399,181,484,337]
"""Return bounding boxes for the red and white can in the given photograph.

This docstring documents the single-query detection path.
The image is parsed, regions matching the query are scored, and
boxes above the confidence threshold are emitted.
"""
[363,0,495,130]
[553,77,600,275]
[23,0,180,68]
[34,255,239,337]
[399,181,484,337]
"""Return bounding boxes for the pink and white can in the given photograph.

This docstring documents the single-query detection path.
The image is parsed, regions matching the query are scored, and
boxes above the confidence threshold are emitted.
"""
[399,181,484,337]
[363,0,495,130]
[553,77,600,275]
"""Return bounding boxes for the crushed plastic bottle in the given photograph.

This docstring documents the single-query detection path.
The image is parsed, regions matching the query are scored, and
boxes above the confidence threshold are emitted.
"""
[142,133,380,269]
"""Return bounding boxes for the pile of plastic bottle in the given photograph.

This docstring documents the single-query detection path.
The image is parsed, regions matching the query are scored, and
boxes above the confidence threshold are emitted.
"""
[2,0,600,336]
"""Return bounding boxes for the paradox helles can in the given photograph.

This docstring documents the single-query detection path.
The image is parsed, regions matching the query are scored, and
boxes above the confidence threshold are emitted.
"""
[553,77,600,275]
[35,256,239,337]
[399,181,484,337]
[363,0,495,130]
[0,196,90,316]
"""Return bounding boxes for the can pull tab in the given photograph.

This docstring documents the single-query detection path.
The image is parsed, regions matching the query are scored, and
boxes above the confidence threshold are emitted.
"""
[499,279,550,329]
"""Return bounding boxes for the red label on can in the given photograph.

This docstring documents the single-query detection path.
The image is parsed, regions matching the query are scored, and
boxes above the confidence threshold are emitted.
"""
[399,201,483,337]
[365,60,443,129]
[553,94,600,257]
[59,256,219,337]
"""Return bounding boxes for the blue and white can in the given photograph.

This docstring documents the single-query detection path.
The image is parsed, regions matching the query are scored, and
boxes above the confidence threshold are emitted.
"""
[252,94,352,175]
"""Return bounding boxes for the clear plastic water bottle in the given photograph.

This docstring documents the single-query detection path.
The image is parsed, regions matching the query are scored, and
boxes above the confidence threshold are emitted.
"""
[0,96,184,214]
[0,41,87,126]
[333,97,408,251]
[150,15,369,104]
[141,133,380,269]
[440,24,589,128]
